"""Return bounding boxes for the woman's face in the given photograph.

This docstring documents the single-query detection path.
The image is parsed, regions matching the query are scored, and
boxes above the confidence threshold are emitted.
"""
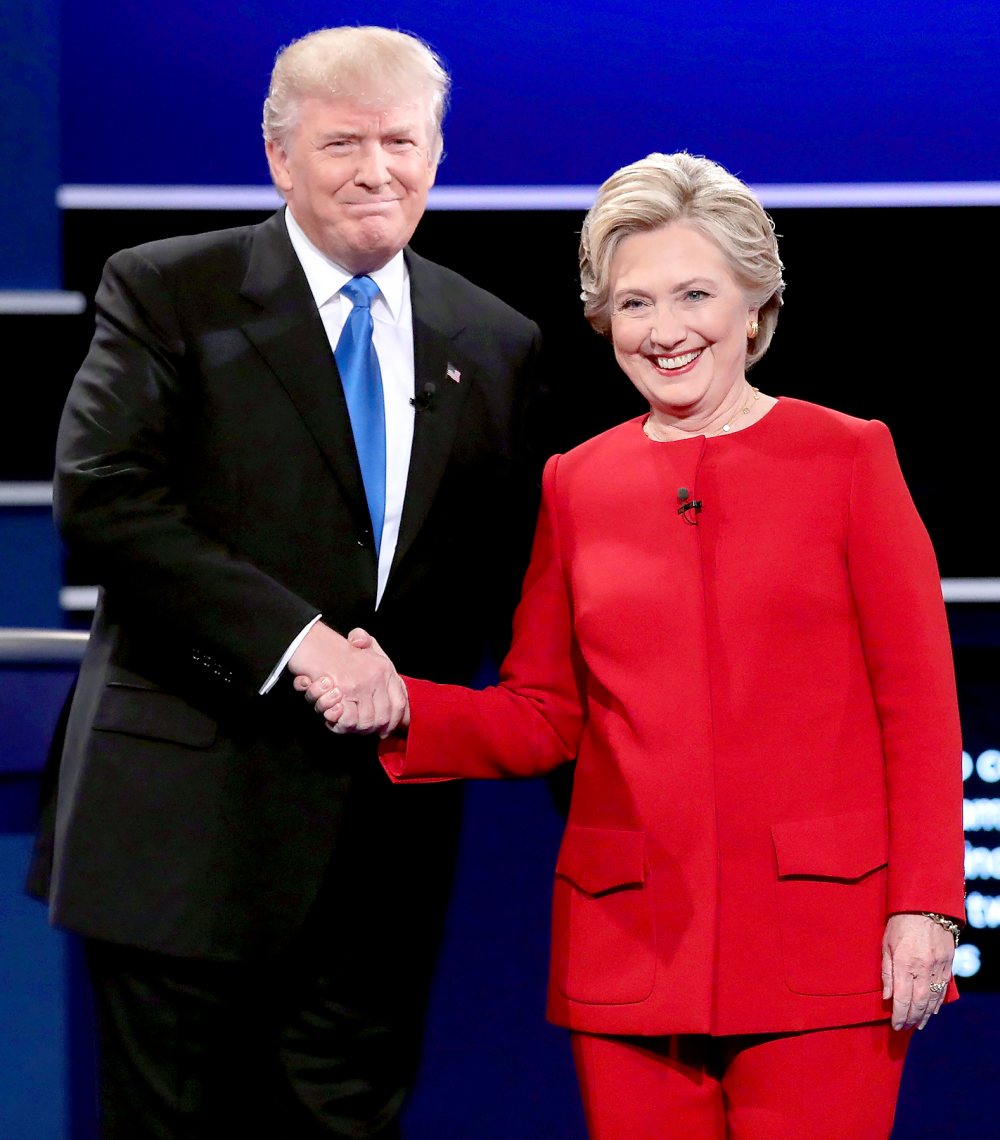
[609,222,758,419]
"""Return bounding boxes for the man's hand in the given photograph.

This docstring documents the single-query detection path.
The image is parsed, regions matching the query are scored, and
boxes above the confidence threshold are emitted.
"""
[881,913,956,1030]
[289,623,407,737]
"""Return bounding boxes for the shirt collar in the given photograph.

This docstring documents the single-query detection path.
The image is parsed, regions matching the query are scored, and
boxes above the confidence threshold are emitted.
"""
[283,207,407,321]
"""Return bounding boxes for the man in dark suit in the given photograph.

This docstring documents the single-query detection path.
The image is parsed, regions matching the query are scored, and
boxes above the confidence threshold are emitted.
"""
[30,25,543,1138]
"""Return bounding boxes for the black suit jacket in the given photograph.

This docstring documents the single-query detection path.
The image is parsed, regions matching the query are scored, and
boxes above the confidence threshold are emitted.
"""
[32,209,543,960]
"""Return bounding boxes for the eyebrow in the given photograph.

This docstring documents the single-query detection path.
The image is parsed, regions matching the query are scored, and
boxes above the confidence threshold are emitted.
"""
[612,276,718,299]
[672,277,717,292]
[314,122,420,142]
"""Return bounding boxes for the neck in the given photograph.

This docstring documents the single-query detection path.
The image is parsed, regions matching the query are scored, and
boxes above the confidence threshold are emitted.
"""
[645,380,756,442]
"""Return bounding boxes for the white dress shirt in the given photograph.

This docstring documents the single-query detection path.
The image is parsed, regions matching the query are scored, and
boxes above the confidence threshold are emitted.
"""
[259,209,417,692]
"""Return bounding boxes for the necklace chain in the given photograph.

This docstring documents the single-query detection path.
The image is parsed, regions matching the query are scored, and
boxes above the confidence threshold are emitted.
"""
[716,384,760,435]
[643,384,763,442]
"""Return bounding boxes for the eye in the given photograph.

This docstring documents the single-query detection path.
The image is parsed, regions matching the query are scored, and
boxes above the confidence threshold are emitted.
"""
[614,296,648,313]
[685,289,708,301]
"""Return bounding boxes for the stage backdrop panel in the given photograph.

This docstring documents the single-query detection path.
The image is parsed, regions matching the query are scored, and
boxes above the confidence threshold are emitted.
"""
[61,0,1000,189]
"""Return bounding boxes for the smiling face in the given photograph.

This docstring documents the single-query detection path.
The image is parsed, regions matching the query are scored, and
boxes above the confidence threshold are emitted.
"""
[265,95,437,274]
[609,222,758,424]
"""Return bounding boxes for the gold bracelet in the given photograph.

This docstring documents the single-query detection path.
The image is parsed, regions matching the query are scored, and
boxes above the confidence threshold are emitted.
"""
[921,912,962,945]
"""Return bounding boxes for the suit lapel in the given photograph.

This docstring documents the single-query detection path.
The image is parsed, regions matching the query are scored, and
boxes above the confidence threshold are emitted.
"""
[390,250,473,580]
[238,211,371,537]
[237,225,474,574]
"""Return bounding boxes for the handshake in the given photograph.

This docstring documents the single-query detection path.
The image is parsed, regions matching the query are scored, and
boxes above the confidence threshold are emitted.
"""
[288,622,409,738]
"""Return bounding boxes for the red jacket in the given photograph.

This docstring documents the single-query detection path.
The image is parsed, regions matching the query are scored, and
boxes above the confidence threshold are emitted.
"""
[382,399,965,1036]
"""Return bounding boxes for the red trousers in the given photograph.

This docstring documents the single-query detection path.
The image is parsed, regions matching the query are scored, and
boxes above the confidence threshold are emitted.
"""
[571,1021,913,1139]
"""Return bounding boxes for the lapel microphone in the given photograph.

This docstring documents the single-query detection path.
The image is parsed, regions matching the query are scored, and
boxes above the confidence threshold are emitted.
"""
[410,382,436,412]
[677,486,703,525]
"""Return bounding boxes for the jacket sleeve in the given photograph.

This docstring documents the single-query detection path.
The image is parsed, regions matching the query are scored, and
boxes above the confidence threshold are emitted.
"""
[55,247,319,696]
[380,453,586,782]
[846,419,966,921]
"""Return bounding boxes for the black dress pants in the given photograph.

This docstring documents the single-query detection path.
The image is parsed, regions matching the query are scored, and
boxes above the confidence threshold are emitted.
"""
[85,776,462,1139]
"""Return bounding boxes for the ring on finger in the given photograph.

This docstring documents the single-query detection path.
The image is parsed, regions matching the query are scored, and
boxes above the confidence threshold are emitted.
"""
[929,981,947,993]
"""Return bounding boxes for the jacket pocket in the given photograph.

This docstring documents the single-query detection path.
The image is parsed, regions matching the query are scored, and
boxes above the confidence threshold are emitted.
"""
[551,825,655,1005]
[93,682,218,749]
[771,808,888,996]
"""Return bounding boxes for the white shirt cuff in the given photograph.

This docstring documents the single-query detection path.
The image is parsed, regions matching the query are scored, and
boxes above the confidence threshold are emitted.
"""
[259,614,322,694]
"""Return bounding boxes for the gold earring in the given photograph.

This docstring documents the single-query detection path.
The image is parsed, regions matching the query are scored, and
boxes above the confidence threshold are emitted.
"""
[746,319,759,339]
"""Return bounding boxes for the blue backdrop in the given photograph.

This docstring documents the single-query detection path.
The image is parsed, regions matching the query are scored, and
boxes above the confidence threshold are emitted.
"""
[61,0,1000,187]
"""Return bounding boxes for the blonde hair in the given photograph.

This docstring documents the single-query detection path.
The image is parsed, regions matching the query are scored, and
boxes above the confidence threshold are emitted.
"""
[579,152,785,367]
[262,26,450,166]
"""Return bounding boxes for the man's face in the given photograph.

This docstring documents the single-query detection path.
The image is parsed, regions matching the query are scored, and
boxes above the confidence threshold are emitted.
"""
[266,96,437,274]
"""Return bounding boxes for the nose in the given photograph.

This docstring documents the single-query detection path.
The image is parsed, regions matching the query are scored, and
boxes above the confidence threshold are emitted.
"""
[647,304,686,349]
[354,143,391,190]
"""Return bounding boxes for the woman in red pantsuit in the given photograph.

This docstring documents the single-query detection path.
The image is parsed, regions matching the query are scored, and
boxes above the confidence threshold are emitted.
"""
[298,153,966,1138]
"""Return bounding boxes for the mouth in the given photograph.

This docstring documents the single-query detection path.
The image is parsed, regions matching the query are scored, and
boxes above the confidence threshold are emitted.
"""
[650,348,703,372]
[342,199,401,212]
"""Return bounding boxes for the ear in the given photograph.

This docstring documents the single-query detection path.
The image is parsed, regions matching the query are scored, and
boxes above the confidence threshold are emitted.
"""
[265,139,293,194]
[423,140,438,190]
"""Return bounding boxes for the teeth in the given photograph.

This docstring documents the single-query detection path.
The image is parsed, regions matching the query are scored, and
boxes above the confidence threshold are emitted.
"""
[654,350,701,370]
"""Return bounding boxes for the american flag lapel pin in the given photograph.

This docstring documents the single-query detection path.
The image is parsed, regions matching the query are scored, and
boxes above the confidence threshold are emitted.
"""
[446,363,461,384]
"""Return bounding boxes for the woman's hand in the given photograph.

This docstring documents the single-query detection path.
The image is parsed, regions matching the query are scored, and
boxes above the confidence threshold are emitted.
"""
[293,628,409,738]
[881,913,956,1030]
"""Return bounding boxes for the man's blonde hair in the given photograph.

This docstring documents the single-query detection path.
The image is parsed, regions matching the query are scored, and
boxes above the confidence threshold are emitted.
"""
[262,26,450,166]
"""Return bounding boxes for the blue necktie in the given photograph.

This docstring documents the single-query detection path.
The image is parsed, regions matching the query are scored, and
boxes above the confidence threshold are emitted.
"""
[334,276,386,547]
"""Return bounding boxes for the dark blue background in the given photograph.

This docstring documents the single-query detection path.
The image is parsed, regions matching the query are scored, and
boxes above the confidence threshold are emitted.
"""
[61,0,1000,187]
